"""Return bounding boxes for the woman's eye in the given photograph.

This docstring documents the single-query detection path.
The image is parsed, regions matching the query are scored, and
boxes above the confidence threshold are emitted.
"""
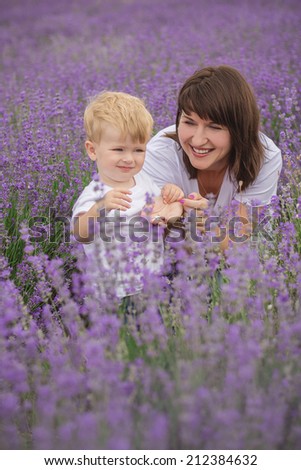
[113,148,123,151]
[209,124,222,130]
[184,120,195,125]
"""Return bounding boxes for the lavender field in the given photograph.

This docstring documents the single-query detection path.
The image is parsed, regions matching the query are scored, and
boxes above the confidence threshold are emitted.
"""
[1,0,301,450]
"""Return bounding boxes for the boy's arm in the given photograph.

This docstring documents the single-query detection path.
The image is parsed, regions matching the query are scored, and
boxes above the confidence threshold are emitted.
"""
[72,199,105,243]
[72,188,132,242]
[161,183,184,204]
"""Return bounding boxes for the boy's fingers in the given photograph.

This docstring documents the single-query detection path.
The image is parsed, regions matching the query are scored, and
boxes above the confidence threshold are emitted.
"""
[110,196,131,207]
[164,194,173,203]
[167,189,181,203]
[117,199,131,206]
[162,187,172,199]
[114,192,132,202]
[162,186,184,203]
[116,188,132,194]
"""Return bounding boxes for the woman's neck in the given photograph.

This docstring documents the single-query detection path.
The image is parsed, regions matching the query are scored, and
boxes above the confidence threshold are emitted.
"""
[197,166,227,197]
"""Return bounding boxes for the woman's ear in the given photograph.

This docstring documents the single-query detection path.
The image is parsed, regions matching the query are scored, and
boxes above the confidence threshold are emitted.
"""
[85,140,96,161]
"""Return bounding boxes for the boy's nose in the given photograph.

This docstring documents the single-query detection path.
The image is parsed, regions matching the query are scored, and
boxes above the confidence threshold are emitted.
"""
[122,152,134,163]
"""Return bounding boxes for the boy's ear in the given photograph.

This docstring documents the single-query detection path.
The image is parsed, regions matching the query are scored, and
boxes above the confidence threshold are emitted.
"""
[85,140,96,161]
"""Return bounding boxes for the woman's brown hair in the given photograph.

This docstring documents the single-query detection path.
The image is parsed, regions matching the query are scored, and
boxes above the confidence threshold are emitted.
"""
[166,65,264,190]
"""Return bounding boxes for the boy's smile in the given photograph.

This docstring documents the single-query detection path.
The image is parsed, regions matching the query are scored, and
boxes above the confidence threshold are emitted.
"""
[85,124,147,189]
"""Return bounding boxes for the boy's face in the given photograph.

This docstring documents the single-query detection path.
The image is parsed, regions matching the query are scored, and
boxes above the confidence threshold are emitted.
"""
[85,124,147,187]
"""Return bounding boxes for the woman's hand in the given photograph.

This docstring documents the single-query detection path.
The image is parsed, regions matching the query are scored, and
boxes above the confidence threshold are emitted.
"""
[161,183,184,204]
[181,192,208,211]
[148,197,184,226]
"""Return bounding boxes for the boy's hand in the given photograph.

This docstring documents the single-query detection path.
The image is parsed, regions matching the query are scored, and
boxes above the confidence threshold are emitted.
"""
[161,184,184,204]
[103,188,132,211]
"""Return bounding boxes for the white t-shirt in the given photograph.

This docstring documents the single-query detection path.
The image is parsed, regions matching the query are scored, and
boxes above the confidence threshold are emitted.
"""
[143,125,282,211]
[72,172,162,298]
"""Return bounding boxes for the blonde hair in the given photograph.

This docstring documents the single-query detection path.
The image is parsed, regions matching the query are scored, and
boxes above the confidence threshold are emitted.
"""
[84,91,153,143]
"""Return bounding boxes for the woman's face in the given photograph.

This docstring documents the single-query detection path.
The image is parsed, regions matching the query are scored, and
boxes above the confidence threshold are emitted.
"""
[178,111,231,172]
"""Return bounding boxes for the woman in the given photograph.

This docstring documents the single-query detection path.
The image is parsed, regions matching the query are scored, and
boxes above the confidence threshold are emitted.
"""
[143,65,282,246]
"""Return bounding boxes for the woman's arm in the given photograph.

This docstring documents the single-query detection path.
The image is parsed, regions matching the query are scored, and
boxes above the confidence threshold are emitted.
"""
[182,193,252,251]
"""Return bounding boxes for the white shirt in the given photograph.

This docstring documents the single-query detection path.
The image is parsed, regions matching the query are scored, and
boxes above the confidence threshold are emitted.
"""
[72,172,163,298]
[143,125,282,211]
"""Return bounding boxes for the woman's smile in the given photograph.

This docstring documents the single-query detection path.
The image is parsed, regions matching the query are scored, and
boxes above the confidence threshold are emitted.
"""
[190,145,214,157]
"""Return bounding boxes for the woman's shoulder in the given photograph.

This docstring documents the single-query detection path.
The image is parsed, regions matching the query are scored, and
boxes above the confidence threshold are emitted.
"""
[148,124,177,147]
[146,124,183,165]
[146,124,183,166]
[153,123,176,137]
[259,132,282,163]
[144,124,188,189]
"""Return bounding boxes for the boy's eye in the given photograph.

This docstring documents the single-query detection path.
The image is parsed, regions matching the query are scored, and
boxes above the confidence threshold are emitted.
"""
[135,148,145,153]
[112,148,123,151]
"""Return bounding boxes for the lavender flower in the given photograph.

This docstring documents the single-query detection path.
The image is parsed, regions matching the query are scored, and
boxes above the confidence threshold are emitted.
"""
[1,0,301,450]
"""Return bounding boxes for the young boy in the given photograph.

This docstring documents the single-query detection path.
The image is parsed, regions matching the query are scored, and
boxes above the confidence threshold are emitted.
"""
[72,91,183,299]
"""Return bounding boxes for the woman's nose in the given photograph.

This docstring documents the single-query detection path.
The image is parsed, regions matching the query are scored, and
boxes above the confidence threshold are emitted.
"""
[192,125,208,145]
